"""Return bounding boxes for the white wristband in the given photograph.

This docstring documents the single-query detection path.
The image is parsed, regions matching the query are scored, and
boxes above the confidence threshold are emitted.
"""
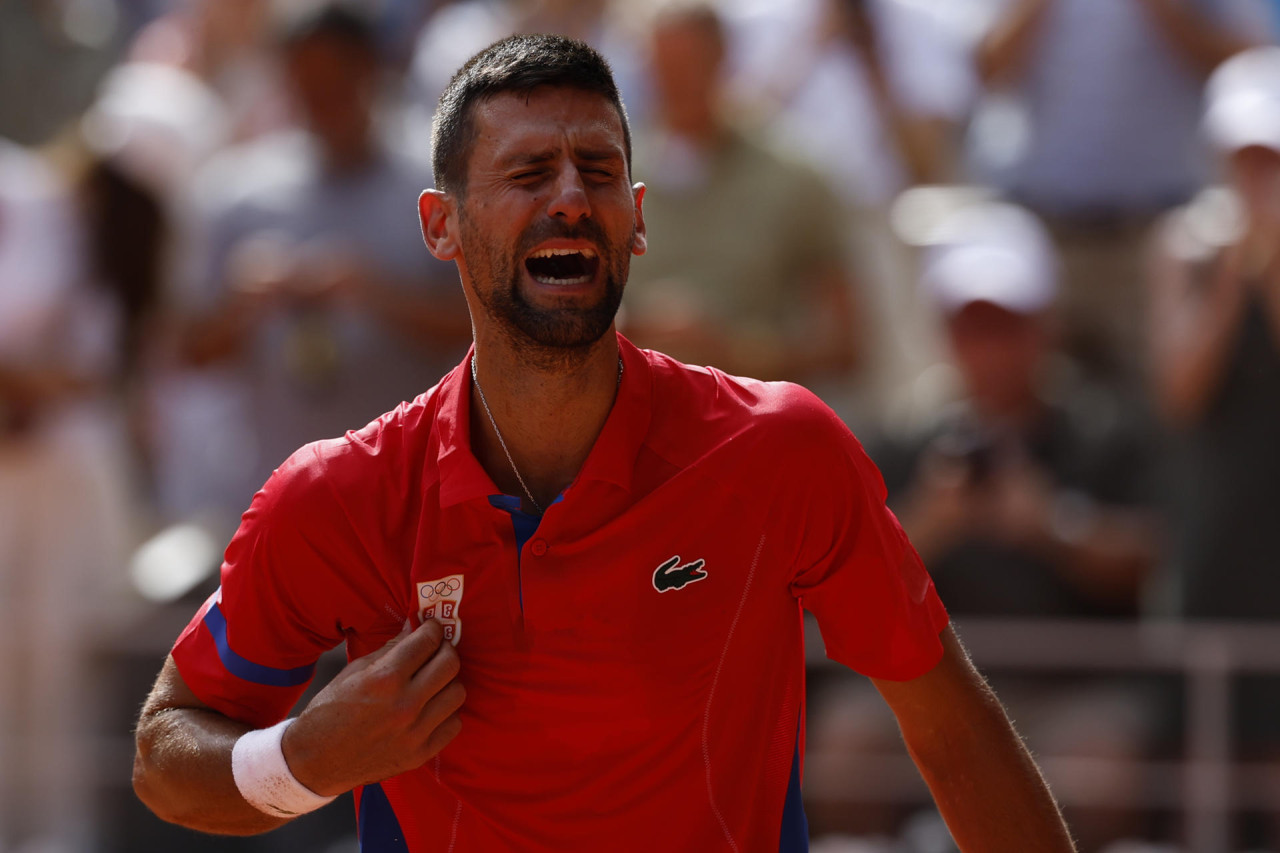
[231,718,337,818]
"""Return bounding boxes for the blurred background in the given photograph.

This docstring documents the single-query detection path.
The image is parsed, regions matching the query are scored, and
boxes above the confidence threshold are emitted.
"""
[2,0,1280,850]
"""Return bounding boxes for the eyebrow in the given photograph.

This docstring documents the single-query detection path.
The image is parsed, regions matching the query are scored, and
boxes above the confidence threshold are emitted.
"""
[500,147,624,169]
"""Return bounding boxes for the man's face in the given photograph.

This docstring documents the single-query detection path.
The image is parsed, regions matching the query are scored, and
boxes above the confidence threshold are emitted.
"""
[452,86,645,352]
[284,36,377,160]
[649,19,720,134]
[946,301,1045,409]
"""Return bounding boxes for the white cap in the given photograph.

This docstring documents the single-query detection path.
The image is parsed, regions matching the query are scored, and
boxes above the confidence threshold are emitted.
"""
[1204,46,1280,154]
[920,201,1058,315]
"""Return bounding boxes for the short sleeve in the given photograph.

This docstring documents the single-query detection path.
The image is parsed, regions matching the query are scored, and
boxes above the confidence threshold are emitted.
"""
[171,441,399,728]
[786,400,948,681]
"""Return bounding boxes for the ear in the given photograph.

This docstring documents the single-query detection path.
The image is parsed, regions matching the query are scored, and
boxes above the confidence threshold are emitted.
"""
[631,182,648,256]
[419,189,460,261]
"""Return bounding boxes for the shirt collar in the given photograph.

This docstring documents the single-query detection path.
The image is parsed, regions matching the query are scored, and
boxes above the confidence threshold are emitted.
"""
[435,333,653,508]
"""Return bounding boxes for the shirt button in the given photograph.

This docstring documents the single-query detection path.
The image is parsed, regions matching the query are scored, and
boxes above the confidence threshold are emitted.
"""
[530,539,548,556]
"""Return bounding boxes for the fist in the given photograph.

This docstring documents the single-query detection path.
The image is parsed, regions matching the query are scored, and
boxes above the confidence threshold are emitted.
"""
[282,619,465,796]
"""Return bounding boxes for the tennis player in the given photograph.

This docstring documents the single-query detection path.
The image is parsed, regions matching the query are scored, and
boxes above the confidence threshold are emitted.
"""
[133,32,1076,852]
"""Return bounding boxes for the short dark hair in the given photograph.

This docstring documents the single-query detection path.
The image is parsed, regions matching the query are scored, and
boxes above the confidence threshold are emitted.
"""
[431,34,631,196]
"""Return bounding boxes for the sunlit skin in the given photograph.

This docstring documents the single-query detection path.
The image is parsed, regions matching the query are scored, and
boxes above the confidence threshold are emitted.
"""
[418,86,647,508]
[421,86,646,371]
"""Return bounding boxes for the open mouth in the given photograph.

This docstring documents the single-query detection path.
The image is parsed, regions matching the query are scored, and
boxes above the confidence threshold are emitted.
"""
[525,247,600,286]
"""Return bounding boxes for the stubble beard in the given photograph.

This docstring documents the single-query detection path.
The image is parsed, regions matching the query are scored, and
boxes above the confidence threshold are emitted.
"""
[461,214,632,368]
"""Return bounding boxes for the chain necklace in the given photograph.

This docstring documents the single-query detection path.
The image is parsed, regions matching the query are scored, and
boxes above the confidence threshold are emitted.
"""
[470,354,624,516]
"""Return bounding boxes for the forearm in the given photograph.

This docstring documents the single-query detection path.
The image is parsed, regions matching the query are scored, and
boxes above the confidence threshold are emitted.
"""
[906,679,1074,851]
[1150,268,1247,425]
[133,705,288,835]
[1044,506,1156,607]
[876,629,1075,852]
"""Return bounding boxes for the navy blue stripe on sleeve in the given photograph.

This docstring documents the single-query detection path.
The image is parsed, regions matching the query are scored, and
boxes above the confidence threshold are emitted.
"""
[203,602,316,687]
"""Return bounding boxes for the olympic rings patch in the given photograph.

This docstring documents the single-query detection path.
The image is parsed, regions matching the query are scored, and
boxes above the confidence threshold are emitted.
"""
[416,574,465,646]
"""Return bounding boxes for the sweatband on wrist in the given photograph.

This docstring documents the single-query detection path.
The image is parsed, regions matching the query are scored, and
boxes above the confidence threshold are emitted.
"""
[231,718,337,818]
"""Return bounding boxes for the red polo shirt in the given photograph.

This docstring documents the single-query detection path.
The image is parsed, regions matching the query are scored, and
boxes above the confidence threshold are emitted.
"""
[171,335,948,852]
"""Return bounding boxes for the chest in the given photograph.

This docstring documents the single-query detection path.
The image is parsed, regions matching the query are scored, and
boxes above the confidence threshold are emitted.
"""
[402,478,793,710]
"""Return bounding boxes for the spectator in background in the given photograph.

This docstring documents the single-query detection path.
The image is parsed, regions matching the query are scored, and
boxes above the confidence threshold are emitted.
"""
[764,0,976,417]
[808,202,1158,850]
[882,204,1157,620]
[766,0,972,204]
[126,0,291,145]
[0,136,135,853]
[622,1,860,388]
[1148,49,1280,845]
[407,0,648,137]
[967,0,1269,388]
[172,3,471,519]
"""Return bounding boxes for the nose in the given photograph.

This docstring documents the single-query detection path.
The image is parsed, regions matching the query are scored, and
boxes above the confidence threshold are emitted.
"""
[547,162,590,221]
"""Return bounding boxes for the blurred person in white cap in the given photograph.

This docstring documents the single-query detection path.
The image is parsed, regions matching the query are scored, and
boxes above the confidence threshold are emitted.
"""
[831,202,1163,850]
[882,204,1157,620]
[1147,45,1280,848]
[965,0,1272,390]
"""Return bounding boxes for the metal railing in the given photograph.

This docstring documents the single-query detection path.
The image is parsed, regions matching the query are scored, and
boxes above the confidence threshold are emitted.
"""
[806,617,1280,853]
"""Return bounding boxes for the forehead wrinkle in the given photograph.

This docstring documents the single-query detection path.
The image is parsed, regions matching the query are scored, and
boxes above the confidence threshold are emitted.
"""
[475,94,625,161]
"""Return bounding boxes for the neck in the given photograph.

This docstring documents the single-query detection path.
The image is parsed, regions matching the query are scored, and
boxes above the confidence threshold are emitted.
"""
[470,332,622,512]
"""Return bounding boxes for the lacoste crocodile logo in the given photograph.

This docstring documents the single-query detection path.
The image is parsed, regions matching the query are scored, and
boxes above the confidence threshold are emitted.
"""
[652,555,708,592]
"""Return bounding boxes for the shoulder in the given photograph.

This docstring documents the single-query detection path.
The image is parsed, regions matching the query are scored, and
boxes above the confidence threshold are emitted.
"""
[257,380,448,523]
[644,349,857,466]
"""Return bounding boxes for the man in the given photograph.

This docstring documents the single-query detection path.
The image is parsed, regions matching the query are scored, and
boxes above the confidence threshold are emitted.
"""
[623,3,859,386]
[133,34,1076,851]
[0,137,134,853]
[861,202,1158,849]
[969,0,1269,387]
[885,203,1156,620]
[1147,46,1280,848]
[168,4,470,518]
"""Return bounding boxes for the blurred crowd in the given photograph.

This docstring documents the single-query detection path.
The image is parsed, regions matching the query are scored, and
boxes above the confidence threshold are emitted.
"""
[2,0,1280,851]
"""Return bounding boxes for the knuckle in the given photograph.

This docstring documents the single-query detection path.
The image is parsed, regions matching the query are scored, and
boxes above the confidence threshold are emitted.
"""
[439,713,463,741]
[442,680,466,709]
[420,619,445,644]
[434,644,462,679]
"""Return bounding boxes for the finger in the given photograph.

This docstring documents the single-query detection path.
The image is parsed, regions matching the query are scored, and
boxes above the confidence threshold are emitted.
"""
[407,639,462,700]
[380,618,445,677]
[421,711,463,757]
[414,679,466,735]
